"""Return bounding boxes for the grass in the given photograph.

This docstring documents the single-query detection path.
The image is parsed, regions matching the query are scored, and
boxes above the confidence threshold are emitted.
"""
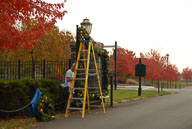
[106,90,171,103]
[0,112,67,129]
[0,90,172,129]
[0,117,39,129]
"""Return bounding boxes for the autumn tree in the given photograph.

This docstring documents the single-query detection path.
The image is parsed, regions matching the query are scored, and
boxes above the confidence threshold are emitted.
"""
[168,64,180,82]
[0,26,74,61]
[182,67,192,85]
[140,49,180,83]
[0,0,67,51]
[110,48,137,77]
[33,26,73,61]
[140,49,167,82]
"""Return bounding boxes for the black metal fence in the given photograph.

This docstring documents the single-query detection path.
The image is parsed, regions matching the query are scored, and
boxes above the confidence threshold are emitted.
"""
[0,60,70,82]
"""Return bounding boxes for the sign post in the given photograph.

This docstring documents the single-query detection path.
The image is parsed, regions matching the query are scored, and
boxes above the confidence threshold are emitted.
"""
[135,58,146,96]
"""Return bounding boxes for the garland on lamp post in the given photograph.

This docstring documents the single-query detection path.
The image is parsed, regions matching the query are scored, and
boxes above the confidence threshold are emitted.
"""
[78,27,91,41]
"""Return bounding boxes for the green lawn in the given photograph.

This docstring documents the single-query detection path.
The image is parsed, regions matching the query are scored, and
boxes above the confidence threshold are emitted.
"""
[106,90,171,103]
[0,90,171,129]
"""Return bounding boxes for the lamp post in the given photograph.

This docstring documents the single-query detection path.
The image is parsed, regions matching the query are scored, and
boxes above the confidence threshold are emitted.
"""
[76,18,92,59]
[166,53,169,88]
[80,18,92,35]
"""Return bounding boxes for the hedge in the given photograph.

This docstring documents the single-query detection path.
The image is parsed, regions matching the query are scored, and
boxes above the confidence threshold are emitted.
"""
[0,79,64,118]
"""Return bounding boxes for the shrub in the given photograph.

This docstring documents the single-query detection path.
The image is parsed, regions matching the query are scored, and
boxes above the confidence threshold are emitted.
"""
[126,79,137,85]
[0,80,31,118]
[117,77,127,84]
[0,79,63,118]
[44,74,65,82]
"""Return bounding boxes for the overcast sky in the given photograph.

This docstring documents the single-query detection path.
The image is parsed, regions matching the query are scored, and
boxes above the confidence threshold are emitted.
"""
[45,0,192,72]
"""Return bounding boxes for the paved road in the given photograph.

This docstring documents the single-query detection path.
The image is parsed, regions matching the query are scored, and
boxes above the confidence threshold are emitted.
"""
[32,87,192,129]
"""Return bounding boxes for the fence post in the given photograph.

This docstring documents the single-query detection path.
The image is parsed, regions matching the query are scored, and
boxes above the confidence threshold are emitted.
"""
[32,60,35,79]
[43,59,46,78]
[110,75,113,107]
[18,60,21,80]
[161,80,163,92]
[158,80,160,94]
[69,59,71,68]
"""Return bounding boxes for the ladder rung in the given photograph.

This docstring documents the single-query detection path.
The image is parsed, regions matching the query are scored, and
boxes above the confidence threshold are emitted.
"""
[75,78,85,81]
[71,97,84,100]
[89,100,101,104]
[73,87,100,90]
[81,50,88,52]
[76,68,86,71]
[88,73,97,76]
[79,59,87,61]
[89,69,96,71]
[69,107,82,110]
[88,87,100,89]
[76,73,85,75]
[76,73,97,76]
[73,88,85,90]
[90,105,103,108]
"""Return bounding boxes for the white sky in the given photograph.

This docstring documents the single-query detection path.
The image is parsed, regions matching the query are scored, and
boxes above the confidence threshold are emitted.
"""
[44,0,192,72]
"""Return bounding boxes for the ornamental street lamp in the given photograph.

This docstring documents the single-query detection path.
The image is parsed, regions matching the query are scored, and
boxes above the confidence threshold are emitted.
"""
[76,18,92,59]
[80,18,92,34]
[166,53,169,88]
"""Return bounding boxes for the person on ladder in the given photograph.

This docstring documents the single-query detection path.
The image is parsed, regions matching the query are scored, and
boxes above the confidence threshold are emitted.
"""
[64,63,76,113]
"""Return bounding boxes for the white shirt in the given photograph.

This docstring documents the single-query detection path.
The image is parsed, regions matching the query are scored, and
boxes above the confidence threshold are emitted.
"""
[64,69,74,88]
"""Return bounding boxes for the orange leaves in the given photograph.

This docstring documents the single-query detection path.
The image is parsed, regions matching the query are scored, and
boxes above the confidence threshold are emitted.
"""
[0,0,67,51]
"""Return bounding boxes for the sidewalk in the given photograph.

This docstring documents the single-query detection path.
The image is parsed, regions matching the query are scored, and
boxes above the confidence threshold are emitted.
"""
[32,87,192,129]
[116,85,183,93]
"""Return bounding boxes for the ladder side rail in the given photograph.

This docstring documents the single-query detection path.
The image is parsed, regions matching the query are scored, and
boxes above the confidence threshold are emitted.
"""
[82,43,90,113]
[65,43,83,117]
[82,42,91,118]
[91,43,106,114]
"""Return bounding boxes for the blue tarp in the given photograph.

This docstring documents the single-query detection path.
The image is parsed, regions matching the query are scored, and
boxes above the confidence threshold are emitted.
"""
[80,40,92,43]
[29,88,42,117]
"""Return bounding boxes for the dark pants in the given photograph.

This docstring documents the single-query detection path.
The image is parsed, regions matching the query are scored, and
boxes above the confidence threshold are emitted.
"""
[63,87,69,113]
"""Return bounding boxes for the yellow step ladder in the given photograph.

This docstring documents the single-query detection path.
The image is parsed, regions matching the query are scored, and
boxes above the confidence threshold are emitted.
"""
[65,40,106,118]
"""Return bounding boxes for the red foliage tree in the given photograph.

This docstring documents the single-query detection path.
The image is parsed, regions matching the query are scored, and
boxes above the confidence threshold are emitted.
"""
[0,0,67,51]
[168,64,180,82]
[182,67,192,81]
[109,48,137,77]
[110,48,181,83]
[140,49,180,82]
[140,49,167,81]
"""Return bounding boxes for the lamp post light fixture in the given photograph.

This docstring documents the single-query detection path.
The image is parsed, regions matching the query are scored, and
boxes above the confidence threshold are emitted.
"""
[80,18,92,35]
[166,53,169,89]
[76,18,92,59]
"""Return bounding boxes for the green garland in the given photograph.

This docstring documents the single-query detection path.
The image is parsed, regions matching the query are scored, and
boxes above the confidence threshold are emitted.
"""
[36,95,55,122]
[94,48,109,95]
[78,27,91,41]
[74,90,108,101]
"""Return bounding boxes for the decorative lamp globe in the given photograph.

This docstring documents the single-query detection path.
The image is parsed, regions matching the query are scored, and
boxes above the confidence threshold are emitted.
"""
[80,18,92,34]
